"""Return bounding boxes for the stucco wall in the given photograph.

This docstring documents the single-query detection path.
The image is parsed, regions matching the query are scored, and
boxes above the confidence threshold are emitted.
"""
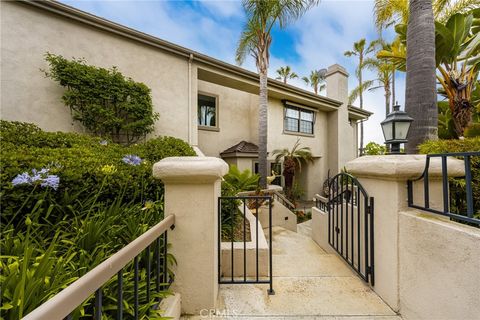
[398,210,480,320]
[1,1,191,141]
[197,80,257,156]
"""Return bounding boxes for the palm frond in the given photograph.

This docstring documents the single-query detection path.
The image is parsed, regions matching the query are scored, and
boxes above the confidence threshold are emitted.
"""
[348,80,375,105]
[235,20,258,66]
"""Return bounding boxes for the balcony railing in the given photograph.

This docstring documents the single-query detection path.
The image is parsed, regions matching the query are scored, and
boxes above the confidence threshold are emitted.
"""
[23,215,175,320]
[407,152,480,227]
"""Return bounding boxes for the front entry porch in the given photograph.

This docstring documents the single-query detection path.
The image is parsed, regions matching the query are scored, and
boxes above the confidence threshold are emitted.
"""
[183,224,399,319]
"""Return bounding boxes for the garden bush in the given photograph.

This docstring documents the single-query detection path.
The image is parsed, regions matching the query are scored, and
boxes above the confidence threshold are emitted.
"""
[0,120,195,319]
[44,53,159,145]
[419,137,480,220]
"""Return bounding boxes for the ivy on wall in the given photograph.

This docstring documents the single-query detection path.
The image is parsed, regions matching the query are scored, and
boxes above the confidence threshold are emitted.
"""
[44,53,159,145]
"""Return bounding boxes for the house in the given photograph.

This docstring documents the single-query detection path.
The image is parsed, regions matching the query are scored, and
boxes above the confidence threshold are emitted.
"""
[0,0,372,199]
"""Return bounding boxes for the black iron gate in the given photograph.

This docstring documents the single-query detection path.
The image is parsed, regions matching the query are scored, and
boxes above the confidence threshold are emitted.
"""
[217,195,274,294]
[328,173,375,285]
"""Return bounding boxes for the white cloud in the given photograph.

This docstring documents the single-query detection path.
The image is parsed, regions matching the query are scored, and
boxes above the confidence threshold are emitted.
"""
[198,0,243,18]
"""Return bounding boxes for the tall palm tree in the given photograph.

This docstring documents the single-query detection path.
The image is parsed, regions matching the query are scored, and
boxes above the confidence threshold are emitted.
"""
[364,57,393,117]
[236,0,318,188]
[344,39,376,155]
[272,138,313,199]
[302,69,327,94]
[276,65,298,84]
[405,0,438,153]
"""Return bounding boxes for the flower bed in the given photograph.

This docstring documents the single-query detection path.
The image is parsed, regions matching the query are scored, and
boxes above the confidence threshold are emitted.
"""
[0,121,195,319]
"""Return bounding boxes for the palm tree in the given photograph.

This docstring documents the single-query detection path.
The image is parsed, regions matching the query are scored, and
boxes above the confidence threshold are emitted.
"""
[236,0,318,188]
[405,0,438,153]
[344,39,376,155]
[373,0,477,30]
[364,57,393,117]
[302,69,327,94]
[276,66,298,84]
[272,138,313,199]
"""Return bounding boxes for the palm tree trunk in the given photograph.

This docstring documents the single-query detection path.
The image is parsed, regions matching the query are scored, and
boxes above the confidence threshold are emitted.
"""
[385,83,391,117]
[405,0,438,153]
[258,71,268,188]
[359,55,364,155]
[391,69,396,107]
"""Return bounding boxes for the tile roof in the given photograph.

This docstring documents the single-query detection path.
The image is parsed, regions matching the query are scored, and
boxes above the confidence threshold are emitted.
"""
[220,141,259,155]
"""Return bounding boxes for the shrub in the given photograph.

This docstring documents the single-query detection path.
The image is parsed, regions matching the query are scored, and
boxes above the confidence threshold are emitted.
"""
[44,53,159,144]
[0,121,195,227]
[0,120,194,318]
[364,141,386,155]
[223,165,259,192]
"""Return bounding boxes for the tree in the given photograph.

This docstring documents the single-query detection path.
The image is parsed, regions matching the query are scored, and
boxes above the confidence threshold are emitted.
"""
[405,0,438,153]
[272,138,313,199]
[435,12,480,138]
[344,39,377,155]
[379,10,480,140]
[302,69,327,94]
[363,56,393,117]
[236,0,318,188]
[373,0,478,30]
[276,65,298,83]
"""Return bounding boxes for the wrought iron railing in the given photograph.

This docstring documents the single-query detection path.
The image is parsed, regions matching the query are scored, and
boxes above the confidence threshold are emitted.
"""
[23,215,175,320]
[218,196,274,295]
[237,189,296,211]
[407,152,480,227]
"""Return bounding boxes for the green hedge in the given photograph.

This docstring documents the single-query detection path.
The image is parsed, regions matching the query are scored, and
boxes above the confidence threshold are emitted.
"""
[0,121,195,318]
[0,120,195,228]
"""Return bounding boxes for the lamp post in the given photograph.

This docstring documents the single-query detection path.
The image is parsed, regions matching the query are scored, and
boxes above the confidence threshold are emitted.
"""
[381,104,413,154]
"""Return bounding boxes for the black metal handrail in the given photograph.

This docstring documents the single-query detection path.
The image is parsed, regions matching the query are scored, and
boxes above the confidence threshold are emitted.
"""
[407,152,480,226]
[24,215,175,320]
[218,195,274,295]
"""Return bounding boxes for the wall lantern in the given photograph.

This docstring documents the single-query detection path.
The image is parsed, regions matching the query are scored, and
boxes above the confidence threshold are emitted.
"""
[380,104,413,154]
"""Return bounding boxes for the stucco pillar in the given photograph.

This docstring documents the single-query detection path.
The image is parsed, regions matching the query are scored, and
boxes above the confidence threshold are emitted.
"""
[345,155,464,311]
[325,64,351,174]
[153,157,228,315]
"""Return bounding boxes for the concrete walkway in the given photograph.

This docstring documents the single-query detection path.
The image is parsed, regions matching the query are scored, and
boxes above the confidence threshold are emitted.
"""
[183,222,400,319]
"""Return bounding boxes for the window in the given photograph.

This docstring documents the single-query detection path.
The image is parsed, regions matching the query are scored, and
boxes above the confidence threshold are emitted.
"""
[284,105,315,135]
[198,94,217,128]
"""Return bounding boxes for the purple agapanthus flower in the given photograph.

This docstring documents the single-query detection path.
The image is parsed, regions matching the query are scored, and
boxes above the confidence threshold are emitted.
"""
[122,155,142,166]
[11,168,60,190]
[12,172,32,186]
[40,175,60,190]
[30,168,49,182]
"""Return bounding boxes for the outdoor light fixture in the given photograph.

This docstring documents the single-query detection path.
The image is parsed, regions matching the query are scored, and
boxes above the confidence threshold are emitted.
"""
[380,104,413,154]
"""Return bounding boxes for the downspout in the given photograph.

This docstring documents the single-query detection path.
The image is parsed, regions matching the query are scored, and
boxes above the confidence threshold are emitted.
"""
[188,53,194,144]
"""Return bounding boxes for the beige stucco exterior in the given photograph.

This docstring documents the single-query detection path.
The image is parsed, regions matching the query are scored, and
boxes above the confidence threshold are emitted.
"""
[1,1,370,200]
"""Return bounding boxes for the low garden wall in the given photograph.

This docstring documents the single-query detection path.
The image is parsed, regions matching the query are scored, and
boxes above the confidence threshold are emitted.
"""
[220,206,269,278]
[398,209,480,320]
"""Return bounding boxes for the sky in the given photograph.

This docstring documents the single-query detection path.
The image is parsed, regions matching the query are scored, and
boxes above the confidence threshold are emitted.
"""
[62,0,406,144]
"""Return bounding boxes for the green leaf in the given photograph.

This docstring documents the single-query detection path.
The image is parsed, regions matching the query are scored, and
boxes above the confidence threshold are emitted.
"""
[435,21,454,65]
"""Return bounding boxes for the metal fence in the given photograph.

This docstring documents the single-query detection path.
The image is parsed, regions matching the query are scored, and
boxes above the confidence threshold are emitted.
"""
[218,196,274,295]
[23,215,175,320]
[315,173,375,286]
[407,152,480,227]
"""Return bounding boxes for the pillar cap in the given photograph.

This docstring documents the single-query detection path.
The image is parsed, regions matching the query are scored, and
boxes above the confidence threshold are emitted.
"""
[326,64,349,77]
[346,155,465,181]
[153,156,228,183]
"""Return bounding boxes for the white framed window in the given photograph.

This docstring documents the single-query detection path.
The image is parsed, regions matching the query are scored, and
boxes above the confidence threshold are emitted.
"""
[284,105,315,135]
